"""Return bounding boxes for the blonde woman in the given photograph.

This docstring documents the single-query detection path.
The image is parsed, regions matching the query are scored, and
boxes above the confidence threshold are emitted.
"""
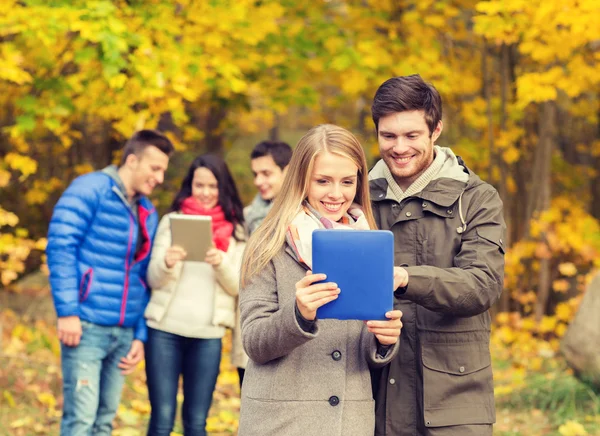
[238,125,405,436]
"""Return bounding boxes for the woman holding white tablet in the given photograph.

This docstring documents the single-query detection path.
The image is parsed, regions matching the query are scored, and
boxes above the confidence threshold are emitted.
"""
[144,154,246,436]
[238,124,404,436]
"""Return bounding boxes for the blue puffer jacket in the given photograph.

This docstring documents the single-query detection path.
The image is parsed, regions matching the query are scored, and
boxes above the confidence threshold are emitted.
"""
[46,171,158,342]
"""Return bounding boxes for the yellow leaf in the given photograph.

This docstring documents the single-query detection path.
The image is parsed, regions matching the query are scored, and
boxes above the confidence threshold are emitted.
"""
[0,208,19,227]
[555,303,572,322]
[130,399,151,414]
[494,385,514,396]
[10,417,33,428]
[4,152,37,179]
[3,390,16,407]
[552,279,570,293]
[502,147,520,164]
[495,312,510,324]
[558,420,588,436]
[531,357,544,371]
[538,316,557,334]
[559,262,577,277]
[35,238,48,251]
[74,164,95,175]
[0,169,10,187]
[37,392,57,409]
[555,323,568,337]
[112,428,141,436]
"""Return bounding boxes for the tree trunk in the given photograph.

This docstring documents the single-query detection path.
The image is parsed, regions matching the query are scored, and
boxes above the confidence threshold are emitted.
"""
[204,99,228,156]
[561,273,600,388]
[482,41,495,184]
[498,43,513,312]
[269,112,280,141]
[532,102,557,321]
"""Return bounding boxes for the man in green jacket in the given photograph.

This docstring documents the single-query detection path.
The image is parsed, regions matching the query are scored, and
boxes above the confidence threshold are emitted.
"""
[369,74,506,436]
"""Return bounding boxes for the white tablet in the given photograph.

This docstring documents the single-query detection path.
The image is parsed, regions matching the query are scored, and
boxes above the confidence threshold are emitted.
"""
[169,214,213,262]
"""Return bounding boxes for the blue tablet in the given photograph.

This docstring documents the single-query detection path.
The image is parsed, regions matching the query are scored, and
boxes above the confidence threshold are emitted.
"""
[312,229,394,321]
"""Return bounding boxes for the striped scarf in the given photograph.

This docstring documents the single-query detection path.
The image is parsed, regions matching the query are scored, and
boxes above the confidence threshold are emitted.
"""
[286,202,370,269]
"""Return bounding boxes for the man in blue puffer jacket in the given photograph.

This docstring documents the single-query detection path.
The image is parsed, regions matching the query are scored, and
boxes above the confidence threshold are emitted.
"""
[47,130,174,435]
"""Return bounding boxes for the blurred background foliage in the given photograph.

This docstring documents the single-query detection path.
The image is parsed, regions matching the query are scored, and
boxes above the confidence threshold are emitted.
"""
[1,0,600,434]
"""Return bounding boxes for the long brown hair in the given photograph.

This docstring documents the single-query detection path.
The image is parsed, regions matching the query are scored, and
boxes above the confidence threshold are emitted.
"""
[241,124,376,286]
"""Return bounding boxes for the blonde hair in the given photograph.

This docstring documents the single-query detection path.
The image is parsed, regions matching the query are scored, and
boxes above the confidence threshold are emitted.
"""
[241,124,376,286]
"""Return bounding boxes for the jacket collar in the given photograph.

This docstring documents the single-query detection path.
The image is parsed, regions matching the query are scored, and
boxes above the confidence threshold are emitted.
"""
[369,147,475,208]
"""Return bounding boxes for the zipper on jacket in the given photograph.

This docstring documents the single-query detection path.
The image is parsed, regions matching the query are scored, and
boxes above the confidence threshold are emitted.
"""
[79,268,94,302]
[119,214,135,326]
[112,186,153,327]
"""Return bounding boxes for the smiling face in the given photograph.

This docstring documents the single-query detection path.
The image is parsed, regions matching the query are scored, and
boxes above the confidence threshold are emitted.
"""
[306,151,359,222]
[251,155,287,201]
[129,145,170,196]
[378,110,442,190]
[191,167,219,209]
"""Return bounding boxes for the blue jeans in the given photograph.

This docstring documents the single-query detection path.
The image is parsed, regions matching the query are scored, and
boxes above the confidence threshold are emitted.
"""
[145,327,222,436]
[60,321,134,436]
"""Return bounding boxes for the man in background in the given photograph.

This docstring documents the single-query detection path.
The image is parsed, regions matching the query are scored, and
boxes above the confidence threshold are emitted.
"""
[245,140,293,234]
[47,130,174,435]
[233,139,293,388]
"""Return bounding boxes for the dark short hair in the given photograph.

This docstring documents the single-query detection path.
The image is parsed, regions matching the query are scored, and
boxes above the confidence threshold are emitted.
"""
[170,154,245,236]
[250,140,292,170]
[371,74,442,136]
[119,129,175,166]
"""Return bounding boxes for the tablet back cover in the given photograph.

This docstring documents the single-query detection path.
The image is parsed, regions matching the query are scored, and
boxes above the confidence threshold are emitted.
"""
[170,214,213,262]
[312,229,393,321]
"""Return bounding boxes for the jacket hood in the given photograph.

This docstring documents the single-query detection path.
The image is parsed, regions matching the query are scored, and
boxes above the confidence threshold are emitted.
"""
[102,165,127,195]
[101,165,144,208]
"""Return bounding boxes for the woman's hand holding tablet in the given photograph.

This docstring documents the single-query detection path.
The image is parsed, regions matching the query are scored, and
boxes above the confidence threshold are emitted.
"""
[366,310,403,345]
[164,245,187,268]
[295,271,340,321]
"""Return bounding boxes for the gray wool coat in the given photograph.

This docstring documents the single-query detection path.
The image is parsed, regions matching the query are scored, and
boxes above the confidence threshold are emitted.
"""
[238,245,399,436]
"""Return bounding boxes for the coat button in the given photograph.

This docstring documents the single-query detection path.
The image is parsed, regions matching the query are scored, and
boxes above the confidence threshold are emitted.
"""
[389,378,396,385]
[447,209,453,214]
[422,202,428,208]
[332,350,342,361]
[329,396,340,406]
[405,212,412,217]
[459,366,465,373]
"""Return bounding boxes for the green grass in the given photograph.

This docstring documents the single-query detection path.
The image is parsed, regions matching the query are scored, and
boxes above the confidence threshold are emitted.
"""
[494,361,600,435]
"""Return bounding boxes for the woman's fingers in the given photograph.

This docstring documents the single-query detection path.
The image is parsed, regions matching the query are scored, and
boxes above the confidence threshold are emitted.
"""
[367,309,403,344]
[297,282,338,295]
[298,288,340,304]
[367,326,402,335]
[296,273,327,288]
[302,294,339,311]
[366,320,402,329]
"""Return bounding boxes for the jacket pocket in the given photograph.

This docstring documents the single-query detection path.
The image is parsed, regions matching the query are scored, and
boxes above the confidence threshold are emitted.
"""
[476,226,505,254]
[79,268,94,302]
[422,341,495,427]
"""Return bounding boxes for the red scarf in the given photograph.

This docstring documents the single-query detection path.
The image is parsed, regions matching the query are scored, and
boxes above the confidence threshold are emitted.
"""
[180,197,234,252]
